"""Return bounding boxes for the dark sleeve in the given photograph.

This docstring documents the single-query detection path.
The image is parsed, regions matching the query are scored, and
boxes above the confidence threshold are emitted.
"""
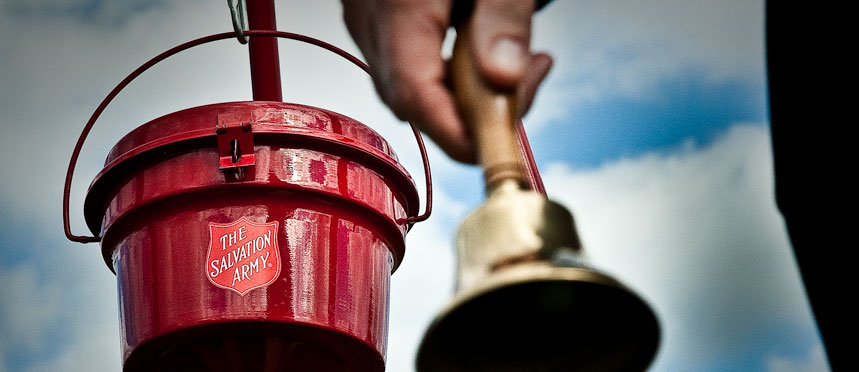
[451,0,554,28]
[767,1,850,370]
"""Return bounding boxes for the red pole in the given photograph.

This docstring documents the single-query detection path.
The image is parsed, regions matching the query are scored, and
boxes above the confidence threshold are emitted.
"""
[246,0,282,101]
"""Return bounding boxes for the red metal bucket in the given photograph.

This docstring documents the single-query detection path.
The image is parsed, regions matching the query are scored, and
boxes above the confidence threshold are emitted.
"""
[81,101,419,371]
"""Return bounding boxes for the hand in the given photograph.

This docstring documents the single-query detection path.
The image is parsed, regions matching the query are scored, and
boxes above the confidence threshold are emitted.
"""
[342,0,553,163]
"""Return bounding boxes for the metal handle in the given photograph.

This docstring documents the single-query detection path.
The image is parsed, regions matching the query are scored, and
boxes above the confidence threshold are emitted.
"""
[63,30,433,243]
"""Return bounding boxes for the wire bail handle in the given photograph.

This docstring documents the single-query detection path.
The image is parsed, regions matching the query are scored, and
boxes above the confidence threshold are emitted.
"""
[63,30,434,243]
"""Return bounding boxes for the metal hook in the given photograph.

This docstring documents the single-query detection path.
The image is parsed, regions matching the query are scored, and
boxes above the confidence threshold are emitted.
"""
[228,0,249,44]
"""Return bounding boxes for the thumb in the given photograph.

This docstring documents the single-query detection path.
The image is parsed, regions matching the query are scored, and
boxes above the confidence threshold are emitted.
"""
[468,0,537,89]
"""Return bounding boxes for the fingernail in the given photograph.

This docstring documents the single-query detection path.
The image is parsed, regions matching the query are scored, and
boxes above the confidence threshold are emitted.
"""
[490,37,526,75]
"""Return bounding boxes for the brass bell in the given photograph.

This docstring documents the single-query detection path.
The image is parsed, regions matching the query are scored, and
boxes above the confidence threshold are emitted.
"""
[416,180,660,371]
[415,15,661,369]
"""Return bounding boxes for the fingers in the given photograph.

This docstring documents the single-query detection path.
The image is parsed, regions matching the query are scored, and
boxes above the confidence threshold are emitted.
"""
[469,0,537,89]
[342,0,547,164]
[376,1,449,119]
[344,0,476,162]
[341,0,376,58]
[468,0,551,124]
[380,1,477,162]
[408,83,477,163]
[517,52,553,118]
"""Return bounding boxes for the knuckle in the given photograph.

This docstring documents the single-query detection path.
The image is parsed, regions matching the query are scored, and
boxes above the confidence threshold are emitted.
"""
[379,81,418,120]
[394,92,422,119]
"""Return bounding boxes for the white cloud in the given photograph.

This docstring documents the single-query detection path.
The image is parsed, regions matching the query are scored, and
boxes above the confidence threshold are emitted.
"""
[766,344,829,372]
[527,0,765,130]
[0,265,62,352]
[388,217,457,372]
[23,316,120,372]
[542,123,819,371]
[3,0,167,26]
[0,244,120,372]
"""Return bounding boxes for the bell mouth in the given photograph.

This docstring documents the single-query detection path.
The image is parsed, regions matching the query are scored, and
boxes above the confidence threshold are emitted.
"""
[416,264,660,372]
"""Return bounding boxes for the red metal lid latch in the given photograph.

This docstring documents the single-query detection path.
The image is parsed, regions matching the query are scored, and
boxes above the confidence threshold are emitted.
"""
[216,114,255,169]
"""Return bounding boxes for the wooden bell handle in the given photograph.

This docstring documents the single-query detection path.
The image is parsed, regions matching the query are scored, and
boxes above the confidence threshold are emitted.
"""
[451,22,529,191]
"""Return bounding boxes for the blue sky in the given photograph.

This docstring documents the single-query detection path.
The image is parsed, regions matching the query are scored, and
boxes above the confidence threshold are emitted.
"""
[531,76,767,168]
[0,1,828,371]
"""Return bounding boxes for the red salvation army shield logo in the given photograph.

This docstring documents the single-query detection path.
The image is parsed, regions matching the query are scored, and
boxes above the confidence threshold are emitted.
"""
[207,217,281,295]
